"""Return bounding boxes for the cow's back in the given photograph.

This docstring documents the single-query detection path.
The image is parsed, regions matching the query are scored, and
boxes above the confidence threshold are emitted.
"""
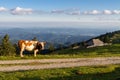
[18,40,38,50]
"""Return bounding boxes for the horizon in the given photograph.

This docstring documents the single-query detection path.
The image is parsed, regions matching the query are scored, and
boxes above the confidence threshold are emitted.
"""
[0,22,120,29]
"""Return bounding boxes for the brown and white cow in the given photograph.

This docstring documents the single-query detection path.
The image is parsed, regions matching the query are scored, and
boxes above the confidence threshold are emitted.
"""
[18,40,46,57]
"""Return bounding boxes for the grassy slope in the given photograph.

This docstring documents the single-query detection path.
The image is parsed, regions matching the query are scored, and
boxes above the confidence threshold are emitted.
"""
[0,44,120,60]
[0,44,120,79]
[50,44,120,57]
[0,65,120,80]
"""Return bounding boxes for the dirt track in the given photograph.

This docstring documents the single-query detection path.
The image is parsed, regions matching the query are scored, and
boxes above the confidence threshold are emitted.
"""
[0,57,120,72]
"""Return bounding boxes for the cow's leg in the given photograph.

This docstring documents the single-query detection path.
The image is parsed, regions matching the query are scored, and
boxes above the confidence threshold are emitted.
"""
[34,49,38,57]
[20,48,24,57]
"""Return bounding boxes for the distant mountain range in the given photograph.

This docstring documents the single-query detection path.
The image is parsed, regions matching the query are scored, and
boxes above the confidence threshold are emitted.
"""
[0,27,119,48]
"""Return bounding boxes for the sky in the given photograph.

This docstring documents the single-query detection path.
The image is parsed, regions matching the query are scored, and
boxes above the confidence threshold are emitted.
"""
[0,0,120,28]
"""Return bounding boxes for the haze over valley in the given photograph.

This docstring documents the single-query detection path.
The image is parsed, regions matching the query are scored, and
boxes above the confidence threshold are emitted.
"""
[0,24,119,48]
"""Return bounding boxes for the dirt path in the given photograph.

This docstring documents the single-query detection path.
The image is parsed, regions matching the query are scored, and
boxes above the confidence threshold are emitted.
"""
[0,57,120,72]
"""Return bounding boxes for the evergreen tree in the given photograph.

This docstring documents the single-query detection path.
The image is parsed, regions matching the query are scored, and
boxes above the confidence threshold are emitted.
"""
[0,34,16,56]
[81,41,87,47]
[103,35,110,43]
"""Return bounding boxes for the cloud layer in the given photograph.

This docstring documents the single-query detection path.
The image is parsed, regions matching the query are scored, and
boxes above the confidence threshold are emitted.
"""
[0,6,120,15]
[51,9,120,15]
[51,8,81,15]
[11,7,33,15]
[83,10,100,15]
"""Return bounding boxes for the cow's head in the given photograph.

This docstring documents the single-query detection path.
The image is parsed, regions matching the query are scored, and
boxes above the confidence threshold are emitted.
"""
[37,42,46,50]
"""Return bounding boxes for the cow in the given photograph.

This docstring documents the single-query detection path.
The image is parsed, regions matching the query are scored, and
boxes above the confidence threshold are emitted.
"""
[18,40,46,57]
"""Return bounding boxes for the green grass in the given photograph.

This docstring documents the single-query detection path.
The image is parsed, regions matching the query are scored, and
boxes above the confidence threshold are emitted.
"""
[0,65,120,80]
[52,44,120,56]
[0,44,120,60]
[0,44,120,79]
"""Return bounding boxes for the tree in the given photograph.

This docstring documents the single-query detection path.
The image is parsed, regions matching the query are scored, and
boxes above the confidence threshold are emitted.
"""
[103,35,110,43]
[0,34,16,56]
[81,41,87,47]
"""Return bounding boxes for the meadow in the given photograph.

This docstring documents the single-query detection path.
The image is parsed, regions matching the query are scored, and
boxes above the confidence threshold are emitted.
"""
[0,65,120,80]
[0,44,120,60]
[0,44,120,80]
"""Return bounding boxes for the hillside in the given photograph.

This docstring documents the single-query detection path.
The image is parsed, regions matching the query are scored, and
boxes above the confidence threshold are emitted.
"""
[96,30,120,44]
[70,30,120,49]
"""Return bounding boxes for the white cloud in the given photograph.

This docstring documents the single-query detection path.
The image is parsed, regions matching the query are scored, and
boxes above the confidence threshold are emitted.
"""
[51,9,64,14]
[0,7,7,12]
[113,10,120,14]
[83,10,120,15]
[103,10,112,15]
[83,10,100,15]
[11,7,33,15]
[51,8,81,15]
[90,10,100,15]
[66,11,80,15]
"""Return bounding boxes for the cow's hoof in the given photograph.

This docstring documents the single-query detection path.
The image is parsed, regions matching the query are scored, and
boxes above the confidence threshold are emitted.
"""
[20,55,24,58]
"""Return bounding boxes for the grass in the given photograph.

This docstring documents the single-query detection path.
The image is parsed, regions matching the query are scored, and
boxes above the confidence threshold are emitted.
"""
[0,65,120,80]
[0,44,120,79]
[0,54,120,60]
[0,44,120,60]
[51,44,120,56]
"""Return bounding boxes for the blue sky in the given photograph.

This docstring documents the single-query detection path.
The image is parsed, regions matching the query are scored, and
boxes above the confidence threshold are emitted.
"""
[0,0,119,10]
[0,0,120,28]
